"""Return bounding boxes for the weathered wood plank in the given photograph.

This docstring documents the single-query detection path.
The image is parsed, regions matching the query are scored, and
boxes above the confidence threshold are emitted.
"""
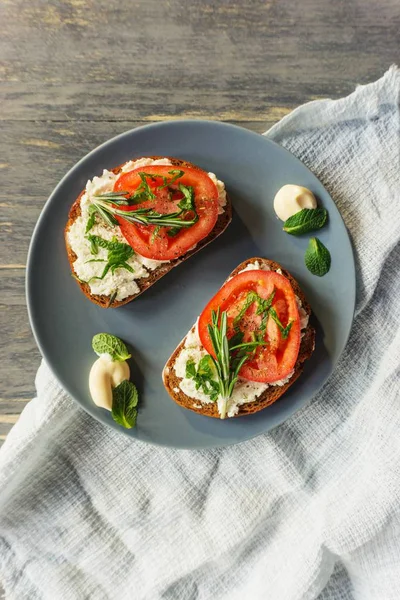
[0,120,269,200]
[1,0,399,121]
[0,302,41,399]
[0,83,297,122]
[0,399,30,413]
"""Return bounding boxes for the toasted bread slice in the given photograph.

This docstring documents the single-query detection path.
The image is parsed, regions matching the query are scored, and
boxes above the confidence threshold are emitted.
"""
[162,258,316,418]
[65,157,232,308]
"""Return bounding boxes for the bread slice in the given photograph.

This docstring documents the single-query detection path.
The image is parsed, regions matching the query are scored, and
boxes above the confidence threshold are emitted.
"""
[65,157,232,308]
[163,258,316,418]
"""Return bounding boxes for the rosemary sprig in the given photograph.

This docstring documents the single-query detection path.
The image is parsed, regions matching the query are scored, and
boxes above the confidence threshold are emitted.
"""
[207,309,267,420]
[88,170,198,233]
[91,194,198,230]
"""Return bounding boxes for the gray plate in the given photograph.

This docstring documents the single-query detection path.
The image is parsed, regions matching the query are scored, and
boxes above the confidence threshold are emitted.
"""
[26,120,355,449]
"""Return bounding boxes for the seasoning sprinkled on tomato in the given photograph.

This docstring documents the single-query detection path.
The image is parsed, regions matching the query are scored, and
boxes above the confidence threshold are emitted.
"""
[113,165,219,260]
[198,270,301,383]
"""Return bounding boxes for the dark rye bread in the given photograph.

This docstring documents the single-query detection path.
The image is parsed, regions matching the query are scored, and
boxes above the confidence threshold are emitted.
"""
[65,157,232,308]
[162,258,316,418]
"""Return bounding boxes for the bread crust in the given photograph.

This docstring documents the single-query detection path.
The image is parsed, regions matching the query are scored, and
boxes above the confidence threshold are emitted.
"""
[162,258,316,418]
[64,157,232,308]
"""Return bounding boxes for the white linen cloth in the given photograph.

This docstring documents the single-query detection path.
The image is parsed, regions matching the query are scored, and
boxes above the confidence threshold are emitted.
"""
[1,67,400,600]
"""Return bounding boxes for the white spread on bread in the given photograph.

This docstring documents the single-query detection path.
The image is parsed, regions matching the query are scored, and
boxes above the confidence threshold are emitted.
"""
[273,184,317,221]
[207,172,227,214]
[89,353,130,410]
[67,158,227,301]
[172,262,309,418]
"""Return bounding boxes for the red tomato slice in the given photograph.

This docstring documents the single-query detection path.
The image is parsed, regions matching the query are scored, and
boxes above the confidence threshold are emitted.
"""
[113,165,219,260]
[198,270,301,383]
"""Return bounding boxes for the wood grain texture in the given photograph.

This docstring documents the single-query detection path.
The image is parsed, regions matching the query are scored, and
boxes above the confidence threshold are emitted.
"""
[0,0,399,449]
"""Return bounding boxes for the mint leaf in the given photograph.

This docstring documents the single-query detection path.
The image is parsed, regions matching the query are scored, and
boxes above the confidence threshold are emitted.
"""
[283,208,328,236]
[305,237,331,276]
[92,333,131,361]
[111,380,138,429]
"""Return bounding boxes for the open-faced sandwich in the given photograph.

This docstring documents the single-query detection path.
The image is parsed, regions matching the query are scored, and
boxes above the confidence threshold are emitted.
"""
[163,258,315,419]
[65,157,232,307]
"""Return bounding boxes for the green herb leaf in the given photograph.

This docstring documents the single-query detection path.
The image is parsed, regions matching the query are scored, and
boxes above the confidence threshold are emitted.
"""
[283,208,328,236]
[228,330,244,349]
[111,380,138,429]
[71,272,87,284]
[177,184,195,211]
[91,197,198,231]
[136,172,156,201]
[90,203,118,227]
[232,289,275,332]
[86,235,135,281]
[92,333,131,361]
[185,359,197,379]
[150,225,161,244]
[106,289,118,308]
[85,206,97,233]
[304,237,331,276]
[91,170,197,234]
[233,291,259,330]
[185,355,219,401]
[158,169,184,189]
[269,308,293,339]
[166,226,181,237]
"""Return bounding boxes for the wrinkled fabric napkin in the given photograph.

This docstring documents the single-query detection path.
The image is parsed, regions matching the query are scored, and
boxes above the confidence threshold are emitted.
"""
[1,67,400,600]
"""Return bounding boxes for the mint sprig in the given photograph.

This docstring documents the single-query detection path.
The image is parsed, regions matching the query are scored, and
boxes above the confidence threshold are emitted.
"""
[304,237,331,276]
[283,208,328,236]
[92,333,131,361]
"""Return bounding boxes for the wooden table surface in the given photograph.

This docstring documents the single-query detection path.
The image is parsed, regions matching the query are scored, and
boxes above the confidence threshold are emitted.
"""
[1,0,399,447]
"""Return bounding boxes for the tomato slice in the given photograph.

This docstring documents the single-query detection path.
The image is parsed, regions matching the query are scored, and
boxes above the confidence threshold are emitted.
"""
[198,270,301,383]
[113,165,219,260]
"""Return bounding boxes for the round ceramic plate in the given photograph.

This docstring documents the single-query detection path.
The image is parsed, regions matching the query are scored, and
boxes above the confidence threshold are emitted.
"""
[26,120,355,449]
